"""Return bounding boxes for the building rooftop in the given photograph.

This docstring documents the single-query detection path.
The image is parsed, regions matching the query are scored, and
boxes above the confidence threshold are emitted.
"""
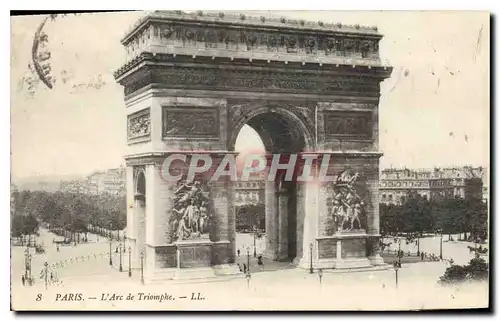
[380,166,485,180]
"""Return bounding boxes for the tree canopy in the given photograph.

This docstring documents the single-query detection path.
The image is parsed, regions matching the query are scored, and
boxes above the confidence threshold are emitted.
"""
[380,194,488,241]
[10,190,126,241]
[236,203,265,230]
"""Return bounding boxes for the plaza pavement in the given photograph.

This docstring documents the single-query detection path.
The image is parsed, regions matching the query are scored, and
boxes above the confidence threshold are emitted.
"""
[12,260,488,310]
[11,230,489,310]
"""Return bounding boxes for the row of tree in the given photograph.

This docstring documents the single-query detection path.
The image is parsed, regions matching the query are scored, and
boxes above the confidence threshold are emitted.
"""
[11,190,126,244]
[380,194,488,241]
[11,214,39,246]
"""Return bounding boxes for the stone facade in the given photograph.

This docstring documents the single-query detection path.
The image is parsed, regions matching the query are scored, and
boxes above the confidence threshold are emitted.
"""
[379,166,484,205]
[115,11,392,280]
[59,167,126,196]
[234,173,265,206]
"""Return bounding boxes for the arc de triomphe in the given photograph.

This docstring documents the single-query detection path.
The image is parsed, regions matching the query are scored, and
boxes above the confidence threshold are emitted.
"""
[114,11,392,281]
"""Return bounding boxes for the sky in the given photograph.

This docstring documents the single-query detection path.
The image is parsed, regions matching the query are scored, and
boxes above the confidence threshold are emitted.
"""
[10,11,490,180]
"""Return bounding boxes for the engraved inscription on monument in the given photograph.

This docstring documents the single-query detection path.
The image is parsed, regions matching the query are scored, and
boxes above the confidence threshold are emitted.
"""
[162,107,220,139]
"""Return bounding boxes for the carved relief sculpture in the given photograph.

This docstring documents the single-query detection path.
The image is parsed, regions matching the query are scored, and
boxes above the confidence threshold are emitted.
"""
[162,107,220,139]
[127,108,151,140]
[170,180,213,242]
[327,169,367,234]
[323,111,372,140]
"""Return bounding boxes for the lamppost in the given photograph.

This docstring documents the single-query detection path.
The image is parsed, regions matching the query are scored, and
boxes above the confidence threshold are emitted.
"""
[119,243,123,272]
[128,246,132,278]
[440,232,443,260]
[246,247,250,273]
[397,238,402,267]
[27,252,32,285]
[393,261,400,288]
[245,271,251,288]
[44,262,48,290]
[109,239,113,266]
[24,248,29,279]
[318,268,323,285]
[309,243,314,274]
[253,225,257,258]
[416,235,420,256]
[140,251,144,285]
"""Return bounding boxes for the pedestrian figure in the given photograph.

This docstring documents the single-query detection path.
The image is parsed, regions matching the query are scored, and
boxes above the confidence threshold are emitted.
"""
[115,247,118,253]
[237,249,240,257]
[57,245,60,252]
[21,275,25,286]
[243,263,247,274]
[421,252,424,261]
[257,255,263,266]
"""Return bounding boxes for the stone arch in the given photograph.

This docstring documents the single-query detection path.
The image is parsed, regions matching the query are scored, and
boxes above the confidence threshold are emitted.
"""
[116,12,393,278]
[134,167,146,198]
[229,104,315,262]
[132,166,147,268]
[229,104,316,153]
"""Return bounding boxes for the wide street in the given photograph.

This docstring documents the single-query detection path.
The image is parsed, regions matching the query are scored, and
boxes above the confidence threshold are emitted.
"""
[12,259,488,310]
[11,229,489,310]
[11,228,132,287]
[382,234,489,265]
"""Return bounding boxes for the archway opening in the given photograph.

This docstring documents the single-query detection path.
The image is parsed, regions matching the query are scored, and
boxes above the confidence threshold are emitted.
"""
[136,171,146,197]
[233,110,311,264]
[134,170,146,265]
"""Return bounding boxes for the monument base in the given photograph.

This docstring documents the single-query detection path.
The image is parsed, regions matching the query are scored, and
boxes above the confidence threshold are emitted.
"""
[175,238,212,268]
[262,249,278,261]
[303,232,386,270]
[368,254,386,266]
[213,264,243,276]
[173,267,217,280]
[297,257,375,270]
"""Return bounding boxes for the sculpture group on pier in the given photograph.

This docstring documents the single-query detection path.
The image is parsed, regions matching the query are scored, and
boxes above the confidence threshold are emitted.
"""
[170,180,212,242]
[329,170,366,233]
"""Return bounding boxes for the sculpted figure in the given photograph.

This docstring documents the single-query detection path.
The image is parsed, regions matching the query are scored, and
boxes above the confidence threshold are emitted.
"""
[171,180,213,241]
[351,202,362,230]
[198,202,209,234]
[176,214,191,240]
[191,204,200,235]
[184,199,196,229]
[329,171,366,233]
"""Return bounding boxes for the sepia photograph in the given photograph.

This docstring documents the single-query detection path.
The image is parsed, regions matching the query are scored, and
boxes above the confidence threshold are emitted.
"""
[9,9,490,311]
